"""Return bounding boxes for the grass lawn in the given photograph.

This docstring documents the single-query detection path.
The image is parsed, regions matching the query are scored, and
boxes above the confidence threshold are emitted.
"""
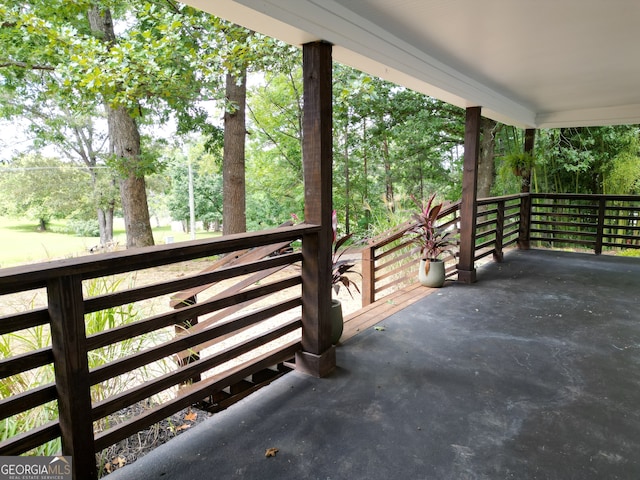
[0,217,220,269]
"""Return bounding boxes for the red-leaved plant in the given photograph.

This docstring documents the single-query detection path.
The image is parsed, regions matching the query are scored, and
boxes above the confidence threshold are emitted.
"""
[331,210,361,297]
[407,194,456,260]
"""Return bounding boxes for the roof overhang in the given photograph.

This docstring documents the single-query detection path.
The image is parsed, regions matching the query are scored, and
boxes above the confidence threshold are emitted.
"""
[184,0,640,129]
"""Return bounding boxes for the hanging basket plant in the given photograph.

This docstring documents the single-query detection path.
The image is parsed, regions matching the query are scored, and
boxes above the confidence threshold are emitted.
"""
[502,151,535,178]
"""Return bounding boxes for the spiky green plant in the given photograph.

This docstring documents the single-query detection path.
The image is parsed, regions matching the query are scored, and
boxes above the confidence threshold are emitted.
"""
[1,275,172,462]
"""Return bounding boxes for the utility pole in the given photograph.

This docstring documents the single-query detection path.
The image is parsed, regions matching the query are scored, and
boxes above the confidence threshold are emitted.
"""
[188,155,196,240]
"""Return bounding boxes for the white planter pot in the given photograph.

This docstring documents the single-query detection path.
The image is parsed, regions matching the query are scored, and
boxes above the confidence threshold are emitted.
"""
[418,258,445,288]
[330,299,344,344]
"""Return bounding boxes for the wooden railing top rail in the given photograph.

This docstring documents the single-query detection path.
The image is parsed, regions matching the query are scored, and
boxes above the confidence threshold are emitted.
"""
[365,200,461,252]
[476,193,525,206]
[530,193,640,202]
[0,224,319,295]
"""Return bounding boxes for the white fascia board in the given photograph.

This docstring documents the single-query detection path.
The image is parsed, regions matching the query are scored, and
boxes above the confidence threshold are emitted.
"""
[536,104,640,129]
[186,0,319,44]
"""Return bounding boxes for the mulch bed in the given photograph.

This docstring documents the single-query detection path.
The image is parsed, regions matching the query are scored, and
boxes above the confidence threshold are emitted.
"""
[98,402,212,477]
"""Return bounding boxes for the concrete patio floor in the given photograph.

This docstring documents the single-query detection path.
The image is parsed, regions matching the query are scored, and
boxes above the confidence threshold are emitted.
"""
[108,248,640,480]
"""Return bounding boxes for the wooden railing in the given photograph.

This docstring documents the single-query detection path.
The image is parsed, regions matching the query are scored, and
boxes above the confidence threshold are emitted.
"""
[2,193,639,478]
[361,202,461,306]
[0,224,318,479]
[361,193,640,306]
[475,194,523,262]
[529,193,640,253]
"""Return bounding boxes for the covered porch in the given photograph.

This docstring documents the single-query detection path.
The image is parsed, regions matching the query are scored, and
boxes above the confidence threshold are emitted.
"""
[2,2,640,479]
[108,248,640,479]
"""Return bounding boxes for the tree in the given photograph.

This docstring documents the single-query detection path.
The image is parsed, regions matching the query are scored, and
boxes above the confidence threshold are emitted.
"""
[477,118,498,199]
[166,141,223,231]
[215,24,290,235]
[606,136,640,194]
[0,95,117,244]
[223,67,248,235]
[333,67,465,234]
[1,1,225,247]
[246,45,304,226]
[0,154,92,230]
[534,126,639,194]
[249,60,467,237]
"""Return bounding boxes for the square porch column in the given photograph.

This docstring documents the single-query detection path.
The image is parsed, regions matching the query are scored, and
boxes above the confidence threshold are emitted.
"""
[457,106,482,284]
[296,41,336,377]
[517,128,536,250]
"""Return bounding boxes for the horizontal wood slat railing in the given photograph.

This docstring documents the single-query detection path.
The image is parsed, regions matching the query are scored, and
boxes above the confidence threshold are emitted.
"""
[2,193,639,478]
[361,193,640,307]
[475,194,524,263]
[0,224,318,479]
[529,193,640,253]
[361,201,461,306]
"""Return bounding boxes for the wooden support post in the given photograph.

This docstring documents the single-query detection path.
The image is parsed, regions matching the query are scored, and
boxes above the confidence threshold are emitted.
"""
[518,194,532,250]
[296,41,336,377]
[522,128,535,193]
[47,275,97,480]
[457,106,481,284]
[518,128,536,250]
[493,200,505,262]
[595,196,606,255]
[361,245,375,307]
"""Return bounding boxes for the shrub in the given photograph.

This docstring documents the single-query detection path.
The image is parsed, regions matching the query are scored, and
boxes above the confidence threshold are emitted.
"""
[68,219,100,237]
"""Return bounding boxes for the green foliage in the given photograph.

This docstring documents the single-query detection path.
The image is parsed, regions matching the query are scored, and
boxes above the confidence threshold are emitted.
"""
[534,126,639,194]
[332,66,465,235]
[0,1,240,244]
[605,137,640,194]
[492,126,640,196]
[0,154,93,227]
[165,141,224,229]
[67,219,100,237]
[249,62,468,236]
[501,151,535,177]
[1,2,472,242]
[246,48,305,227]
[0,275,170,458]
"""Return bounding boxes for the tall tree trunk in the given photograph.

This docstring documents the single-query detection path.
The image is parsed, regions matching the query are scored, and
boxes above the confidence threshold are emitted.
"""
[97,208,108,245]
[223,70,247,235]
[97,205,114,246]
[108,105,154,247]
[362,120,370,227]
[105,205,114,242]
[522,128,536,194]
[88,6,154,248]
[477,118,497,199]
[382,135,394,208]
[344,121,351,234]
[91,173,114,246]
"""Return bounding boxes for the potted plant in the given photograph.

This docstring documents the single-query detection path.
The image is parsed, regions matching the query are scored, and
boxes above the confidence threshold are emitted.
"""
[503,151,535,178]
[330,211,361,344]
[502,151,535,192]
[407,194,456,288]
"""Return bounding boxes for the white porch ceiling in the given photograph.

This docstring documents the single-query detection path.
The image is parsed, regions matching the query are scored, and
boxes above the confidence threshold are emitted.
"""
[185,0,640,128]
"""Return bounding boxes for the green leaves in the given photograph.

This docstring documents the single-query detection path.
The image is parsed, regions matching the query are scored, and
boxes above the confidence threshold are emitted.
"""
[0,154,93,224]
